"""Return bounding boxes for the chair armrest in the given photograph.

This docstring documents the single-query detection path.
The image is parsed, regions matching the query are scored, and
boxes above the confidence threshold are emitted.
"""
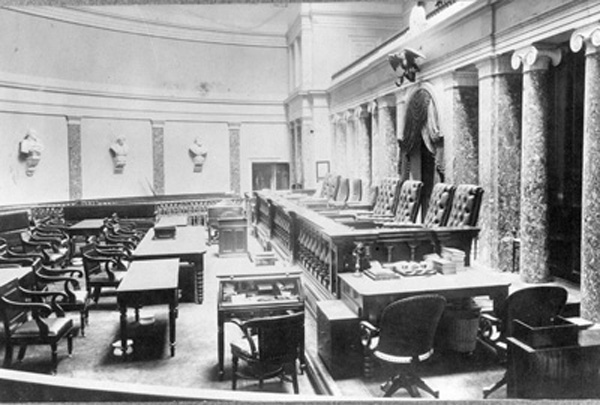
[39,265,83,279]
[0,256,36,266]
[2,295,55,318]
[360,320,380,349]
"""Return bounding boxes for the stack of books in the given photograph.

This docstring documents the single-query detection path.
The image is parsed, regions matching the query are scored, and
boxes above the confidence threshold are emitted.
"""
[442,247,466,271]
[432,258,457,275]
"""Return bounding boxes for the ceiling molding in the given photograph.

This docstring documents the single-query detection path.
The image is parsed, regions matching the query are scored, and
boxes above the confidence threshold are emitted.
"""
[6,6,288,48]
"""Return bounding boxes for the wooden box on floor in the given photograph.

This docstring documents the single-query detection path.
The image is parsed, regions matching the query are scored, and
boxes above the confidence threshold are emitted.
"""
[317,300,362,379]
[217,217,247,257]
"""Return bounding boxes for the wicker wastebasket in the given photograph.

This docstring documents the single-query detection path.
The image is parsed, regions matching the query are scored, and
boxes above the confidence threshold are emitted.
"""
[437,298,481,353]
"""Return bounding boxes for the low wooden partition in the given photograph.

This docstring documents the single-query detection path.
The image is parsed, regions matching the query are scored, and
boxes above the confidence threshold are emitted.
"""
[253,191,480,310]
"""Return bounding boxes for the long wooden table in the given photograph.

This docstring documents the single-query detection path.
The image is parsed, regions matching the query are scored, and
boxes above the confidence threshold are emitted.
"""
[339,267,511,324]
[116,259,179,359]
[66,219,105,237]
[0,267,33,294]
[131,226,207,304]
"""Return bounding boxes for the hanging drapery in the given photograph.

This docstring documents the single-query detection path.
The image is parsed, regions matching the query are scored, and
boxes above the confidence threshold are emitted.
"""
[398,89,444,180]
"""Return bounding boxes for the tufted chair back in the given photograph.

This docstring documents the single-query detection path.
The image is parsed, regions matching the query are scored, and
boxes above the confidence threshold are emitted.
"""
[423,183,456,227]
[334,178,350,202]
[372,177,402,216]
[393,180,423,223]
[446,184,484,227]
[348,178,363,203]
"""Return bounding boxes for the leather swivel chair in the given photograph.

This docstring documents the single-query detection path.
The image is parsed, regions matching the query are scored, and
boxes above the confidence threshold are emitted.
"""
[361,295,447,398]
[480,286,568,398]
[230,312,304,394]
[445,184,484,227]
[422,183,456,227]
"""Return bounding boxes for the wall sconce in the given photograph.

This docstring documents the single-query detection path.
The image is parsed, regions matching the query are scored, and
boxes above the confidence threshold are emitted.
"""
[19,129,44,177]
[109,135,129,174]
[189,137,208,173]
[388,48,426,87]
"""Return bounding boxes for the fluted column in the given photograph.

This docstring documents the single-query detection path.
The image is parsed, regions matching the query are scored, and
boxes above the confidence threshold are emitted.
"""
[354,105,371,188]
[337,116,348,176]
[571,24,600,322]
[228,122,241,194]
[512,45,562,283]
[369,101,380,182]
[476,56,523,272]
[151,120,165,195]
[66,116,82,200]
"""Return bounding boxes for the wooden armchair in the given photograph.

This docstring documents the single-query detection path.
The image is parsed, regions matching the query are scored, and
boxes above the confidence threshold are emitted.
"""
[31,259,90,337]
[81,244,127,304]
[0,237,39,266]
[230,312,305,394]
[18,231,70,268]
[0,278,75,374]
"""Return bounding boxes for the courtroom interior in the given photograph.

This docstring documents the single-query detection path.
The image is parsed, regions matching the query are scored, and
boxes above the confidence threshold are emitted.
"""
[1,0,600,402]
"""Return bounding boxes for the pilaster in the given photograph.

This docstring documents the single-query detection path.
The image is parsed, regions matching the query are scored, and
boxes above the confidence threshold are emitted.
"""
[151,120,165,195]
[66,116,82,200]
[228,122,241,195]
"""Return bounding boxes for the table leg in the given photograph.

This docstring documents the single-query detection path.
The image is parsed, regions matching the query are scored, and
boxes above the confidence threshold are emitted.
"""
[119,304,128,361]
[218,313,224,380]
[193,255,204,304]
[169,297,177,357]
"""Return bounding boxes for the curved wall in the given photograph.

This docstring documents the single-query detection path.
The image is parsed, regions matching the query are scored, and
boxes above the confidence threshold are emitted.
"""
[0,7,289,205]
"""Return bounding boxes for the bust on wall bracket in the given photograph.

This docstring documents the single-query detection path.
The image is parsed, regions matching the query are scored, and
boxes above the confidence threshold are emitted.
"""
[189,136,208,173]
[19,129,44,177]
[109,135,129,174]
[388,48,426,87]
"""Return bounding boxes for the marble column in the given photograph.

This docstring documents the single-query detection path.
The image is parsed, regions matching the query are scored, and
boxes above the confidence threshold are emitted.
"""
[289,122,297,185]
[354,105,372,188]
[151,120,165,195]
[344,111,355,177]
[296,120,304,186]
[66,116,82,200]
[228,122,241,195]
[512,45,562,283]
[369,101,380,182]
[571,24,600,322]
[336,116,348,176]
[377,96,398,180]
[395,90,410,181]
[446,71,479,184]
[300,117,315,189]
[476,56,523,273]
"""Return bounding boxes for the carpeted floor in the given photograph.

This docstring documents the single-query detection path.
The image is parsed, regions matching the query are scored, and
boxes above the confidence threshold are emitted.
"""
[0,231,517,401]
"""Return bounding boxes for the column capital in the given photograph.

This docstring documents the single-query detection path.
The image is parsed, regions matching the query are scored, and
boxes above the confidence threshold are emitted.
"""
[66,116,82,125]
[476,54,515,80]
[353,105,369,119]
[343,110,354,122]
[442,70,478,90]
[571,23,600,55]
[228,122,241,131]
[151,120,165,129]
[376,94,396,109]
[367,101,378,114]
[511,45,562,72]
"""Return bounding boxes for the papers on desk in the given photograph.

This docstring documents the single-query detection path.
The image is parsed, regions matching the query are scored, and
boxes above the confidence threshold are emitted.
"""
[364,261,400,280]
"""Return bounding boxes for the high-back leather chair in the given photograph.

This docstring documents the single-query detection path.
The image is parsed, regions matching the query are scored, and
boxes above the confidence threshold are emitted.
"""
[230,311,304,394]
[324,174,341,201]
[393,180,423,224]
[481,286,568,398]
[348,178,363,203]
[371,177,402,216]
[423,183,456,227]
[334,178,350,203]
[445,184,484,227]
[361,295,447,398]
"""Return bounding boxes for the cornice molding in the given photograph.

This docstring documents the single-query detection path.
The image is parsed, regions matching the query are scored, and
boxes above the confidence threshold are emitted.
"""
[6,6,287,48]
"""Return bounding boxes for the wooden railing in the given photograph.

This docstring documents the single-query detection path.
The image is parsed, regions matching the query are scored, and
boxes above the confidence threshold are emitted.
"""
[253,191,480,301]
[1,193,243,226]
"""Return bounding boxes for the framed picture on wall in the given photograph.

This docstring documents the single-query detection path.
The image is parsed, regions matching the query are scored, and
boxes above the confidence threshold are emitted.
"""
[316,161,330,181]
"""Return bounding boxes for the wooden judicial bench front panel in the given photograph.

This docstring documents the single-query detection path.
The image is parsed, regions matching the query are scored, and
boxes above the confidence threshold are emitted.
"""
[252,190,482,304]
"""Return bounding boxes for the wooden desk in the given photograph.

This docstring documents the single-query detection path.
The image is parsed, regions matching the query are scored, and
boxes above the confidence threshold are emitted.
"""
[155,216,189,227]
[116,259,179,359]
[339,267,511,324]
[131,227,207,303]
[507,329,600,399]
[66,219,105,237]
[216,263,304,380]
[0,267,33,294]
